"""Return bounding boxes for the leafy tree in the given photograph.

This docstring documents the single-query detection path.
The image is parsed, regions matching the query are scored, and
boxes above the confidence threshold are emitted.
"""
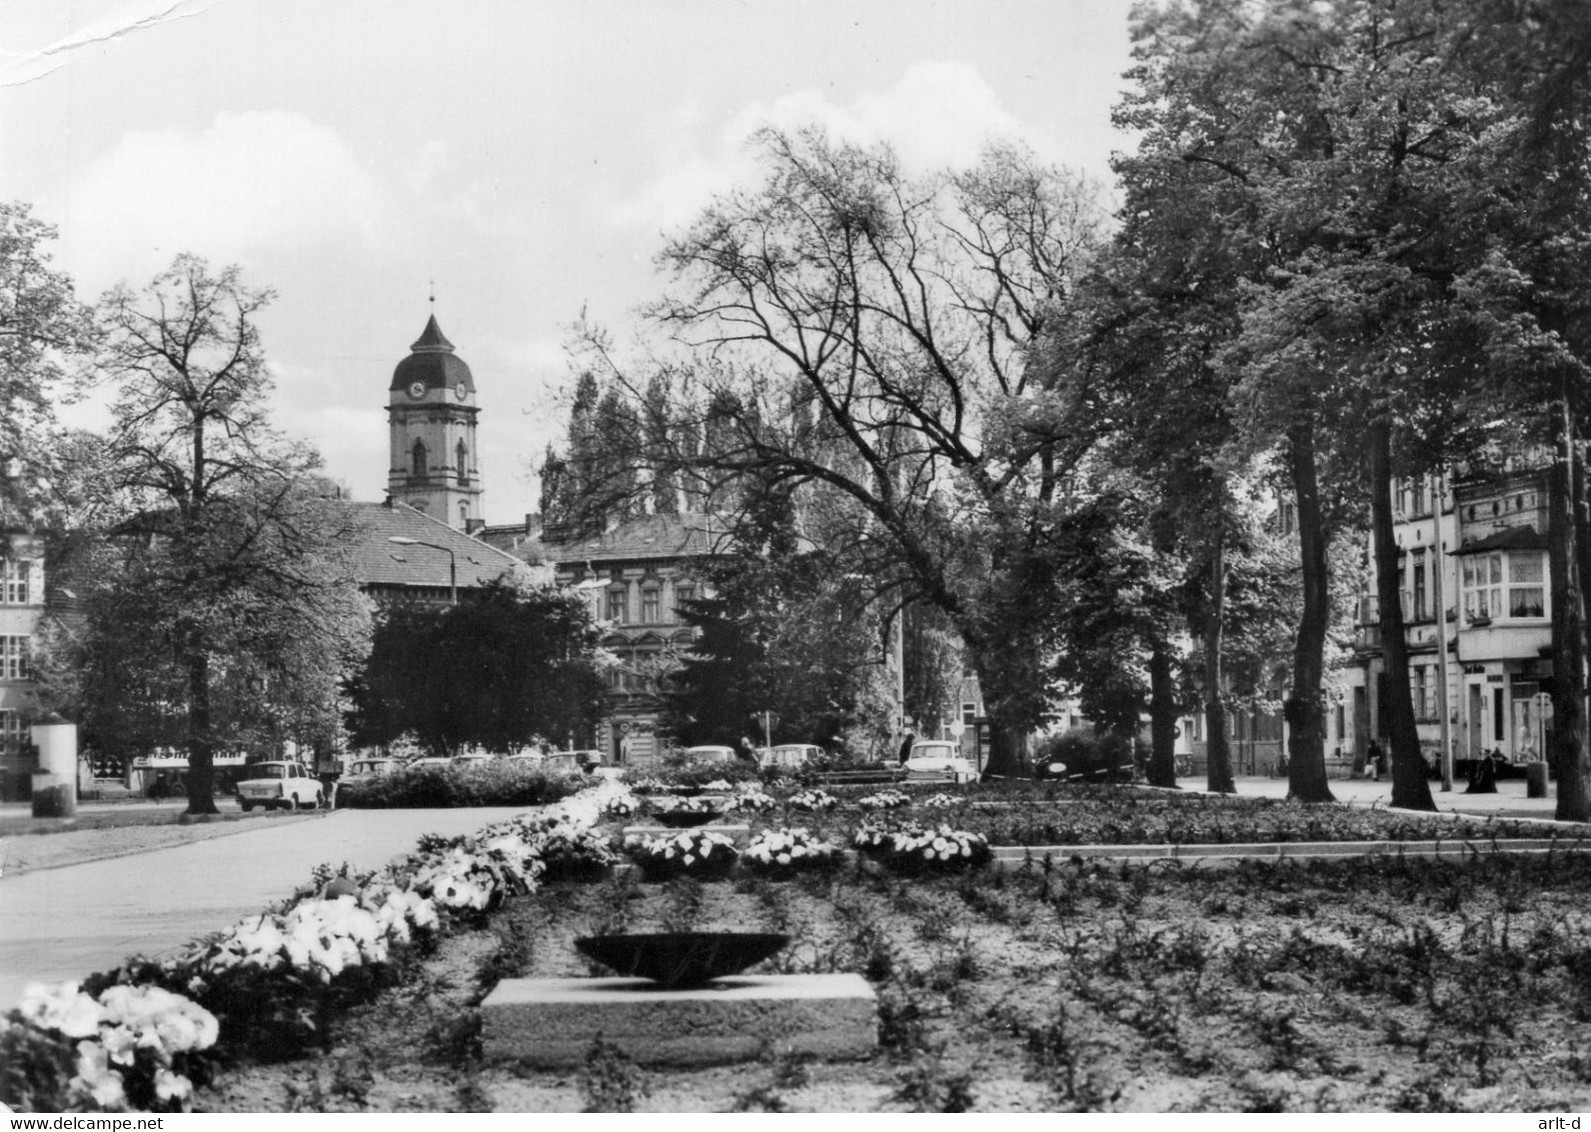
[82,255,371,814]
[56,483,372,778]
[0,202,95,459]
[347,580,606,756]
[661,484,894,754]
[638,128,1104,776]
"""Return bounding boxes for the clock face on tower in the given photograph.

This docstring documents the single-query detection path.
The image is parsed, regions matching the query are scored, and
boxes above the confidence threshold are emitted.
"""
[454,383,468,401]
[408,381,426,399]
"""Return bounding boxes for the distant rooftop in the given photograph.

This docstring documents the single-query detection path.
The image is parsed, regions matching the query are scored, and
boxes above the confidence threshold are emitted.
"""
[347,500,529,590]
[542,512,725,567]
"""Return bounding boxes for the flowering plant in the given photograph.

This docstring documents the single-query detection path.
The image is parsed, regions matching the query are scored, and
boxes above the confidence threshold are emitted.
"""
[852,819,917,854]
[603,793,642,819]
[789,788,840,812]
[4,979,219,1112]
[854,822,989,874]
[665,794,722,814]
[703,779,735,792]
[919,793,962,810]
[624,829,739,881]
[858,789,912,810]
[533,824,619,881]
[729,786,780,813]
[744,827,842,874]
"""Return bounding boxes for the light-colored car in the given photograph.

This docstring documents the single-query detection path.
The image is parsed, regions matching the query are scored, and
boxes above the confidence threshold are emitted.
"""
[505,751,544,765]
[684,745,738,763]
[545,749,604,771]
[237,761,324,811]
[407,757,452,771]
[331,757,397,807]
[342,757,398,781]
[450,753,495,769]
[904,740,980,784]
[761,743,822,769]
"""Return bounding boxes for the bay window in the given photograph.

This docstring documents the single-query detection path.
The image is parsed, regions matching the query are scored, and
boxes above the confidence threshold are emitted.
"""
[1462,551,1546,622]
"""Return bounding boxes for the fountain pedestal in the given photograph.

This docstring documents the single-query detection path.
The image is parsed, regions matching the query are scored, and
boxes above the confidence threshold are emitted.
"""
[480,973,878,1066]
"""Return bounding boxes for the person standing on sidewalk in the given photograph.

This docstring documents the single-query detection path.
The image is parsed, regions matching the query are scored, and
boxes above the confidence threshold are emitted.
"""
[1367,739,1385,782]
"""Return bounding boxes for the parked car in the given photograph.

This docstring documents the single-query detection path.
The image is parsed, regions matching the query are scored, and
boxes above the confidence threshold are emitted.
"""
[330,757,397,807]
[904,740,980,784]
[237,761,324,811]
[342,757,398,782]
[546,749,605,772]
[684,745,738,763]
[505,751,544,765]
[760,743,822,769]
[450,753,495,769]
[407,757,452,771]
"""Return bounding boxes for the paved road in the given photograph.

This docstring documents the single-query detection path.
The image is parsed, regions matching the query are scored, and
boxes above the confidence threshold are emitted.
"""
[0,807,528,1009]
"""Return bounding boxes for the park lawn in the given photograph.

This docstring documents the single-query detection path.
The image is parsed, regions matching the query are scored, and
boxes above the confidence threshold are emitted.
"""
[197,835,1591,1113]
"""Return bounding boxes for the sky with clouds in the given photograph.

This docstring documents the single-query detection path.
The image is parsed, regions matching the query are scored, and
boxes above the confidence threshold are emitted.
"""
[0,0,1137,526]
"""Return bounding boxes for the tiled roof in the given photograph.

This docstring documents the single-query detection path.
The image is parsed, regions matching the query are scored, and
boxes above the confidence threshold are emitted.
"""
[346,500,528,590]
[542,512,725,567]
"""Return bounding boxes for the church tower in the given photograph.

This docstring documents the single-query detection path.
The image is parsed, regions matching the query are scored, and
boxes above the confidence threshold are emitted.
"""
[387,314,482,530]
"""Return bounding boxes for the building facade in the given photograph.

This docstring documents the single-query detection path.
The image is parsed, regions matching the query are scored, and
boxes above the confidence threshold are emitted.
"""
[387,314,483,531]
[0,527,44,800]
[543,513,719,764]
[1349,461,1556,771]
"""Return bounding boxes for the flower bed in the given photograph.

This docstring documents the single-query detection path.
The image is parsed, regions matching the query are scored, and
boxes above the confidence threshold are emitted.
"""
[1,780,625,1112]
[623,829,739,881]
[853,820,991,873]
[743,827,844,874]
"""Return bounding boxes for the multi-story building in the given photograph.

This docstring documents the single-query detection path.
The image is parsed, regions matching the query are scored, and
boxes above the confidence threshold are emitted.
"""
[0,522,44,800]
[541,513,720,764]
[1350,459,1556,771]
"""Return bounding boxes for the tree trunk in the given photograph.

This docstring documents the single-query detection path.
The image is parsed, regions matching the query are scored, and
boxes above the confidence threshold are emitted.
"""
[1202,528,1236,793]
[1368,419,1436,812]
[1548,401,1589,822]
[1285,422,1336,803]
[1147,638,1179,787]
[185,649,220,816]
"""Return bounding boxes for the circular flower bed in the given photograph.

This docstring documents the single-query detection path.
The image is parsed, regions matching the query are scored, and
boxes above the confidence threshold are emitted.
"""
[623,829,739,882]
[744,827,843,875]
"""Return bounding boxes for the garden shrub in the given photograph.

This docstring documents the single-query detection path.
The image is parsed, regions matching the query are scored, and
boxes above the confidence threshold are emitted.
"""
[337,762,588,809]
[1034,731,1135,782]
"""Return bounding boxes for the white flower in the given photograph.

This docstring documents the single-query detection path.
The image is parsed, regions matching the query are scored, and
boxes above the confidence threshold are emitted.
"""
[69,1039,126,1109]
[154,1068,193,1103]
[19,981,102,1039]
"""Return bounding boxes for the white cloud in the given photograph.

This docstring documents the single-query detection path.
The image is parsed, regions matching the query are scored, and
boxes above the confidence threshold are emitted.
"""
[58,110,402,291]
[607,61,1055,233]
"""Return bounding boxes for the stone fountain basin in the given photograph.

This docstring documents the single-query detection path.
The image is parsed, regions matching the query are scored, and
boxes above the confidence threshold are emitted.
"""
[574,931,790,988]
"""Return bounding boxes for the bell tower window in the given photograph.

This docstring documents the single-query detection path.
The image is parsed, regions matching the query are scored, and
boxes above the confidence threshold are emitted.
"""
[456,440,469,485]
[411,440,427,479]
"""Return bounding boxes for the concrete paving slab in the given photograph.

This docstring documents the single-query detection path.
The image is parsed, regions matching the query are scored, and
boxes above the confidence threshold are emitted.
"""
[481,973,878,1066]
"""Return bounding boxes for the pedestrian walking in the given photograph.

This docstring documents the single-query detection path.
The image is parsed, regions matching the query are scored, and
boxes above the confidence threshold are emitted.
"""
[898,731,916,765]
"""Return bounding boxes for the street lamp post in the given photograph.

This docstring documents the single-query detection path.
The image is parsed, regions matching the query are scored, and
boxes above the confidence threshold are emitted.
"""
[388,536,457,603]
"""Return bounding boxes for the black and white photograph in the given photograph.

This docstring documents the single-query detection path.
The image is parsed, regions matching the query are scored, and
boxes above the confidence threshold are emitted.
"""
[2,0,1590,1117]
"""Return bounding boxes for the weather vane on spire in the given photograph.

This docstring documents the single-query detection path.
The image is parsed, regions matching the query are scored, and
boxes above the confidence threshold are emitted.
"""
[428,278,436,308]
